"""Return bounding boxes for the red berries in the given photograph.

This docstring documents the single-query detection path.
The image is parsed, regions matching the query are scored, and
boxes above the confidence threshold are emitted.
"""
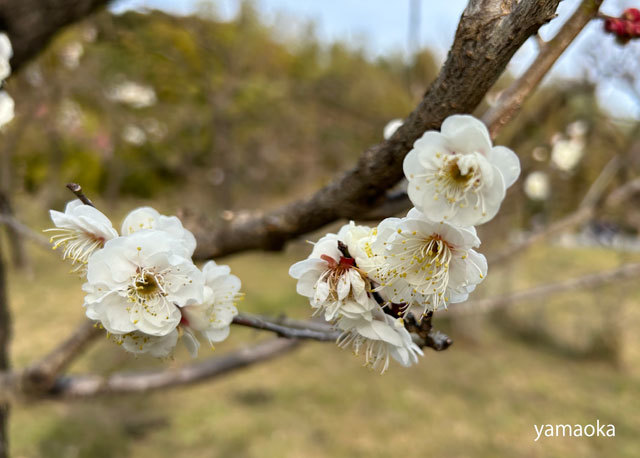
[604,8,640,44]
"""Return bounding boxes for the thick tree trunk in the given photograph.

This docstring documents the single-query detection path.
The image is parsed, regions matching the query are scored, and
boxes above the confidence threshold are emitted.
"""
[0,0,111,72]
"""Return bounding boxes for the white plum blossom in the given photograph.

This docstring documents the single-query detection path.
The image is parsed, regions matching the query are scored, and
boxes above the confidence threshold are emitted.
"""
[0,91,14,128]
[107,81,157,108]
[83,229,204,337]
[289,227,377,322]
[115,329,179,358]
[46,200,118,270]
[0,33,12,82]
[178,261,241,356]
[337,311,423,373]
[403,114,520,226]
[48,200,240,360]
[524,171,551,201]
[0,33,14,129]
[122,124,147,145]
[383,118,403,140]
[365,209,487,314]
[121,206,196,258]
[109,261,241,358]
[551,137,584,172]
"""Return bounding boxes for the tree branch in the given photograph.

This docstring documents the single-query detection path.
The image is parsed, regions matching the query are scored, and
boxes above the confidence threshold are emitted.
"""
[66,182,95,207]
[488,156,630,265]
[482,0,604,138]
[193,0,562,260]
[47,338,300,399]
[232,313,340,341]
[0,0,110,73]
[450,262,640,315]
[0,215,50,249]
[22,321,101,393]
[359,0,604,221]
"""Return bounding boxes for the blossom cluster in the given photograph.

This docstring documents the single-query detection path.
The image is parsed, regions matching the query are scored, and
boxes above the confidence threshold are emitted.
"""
[604,8,640,43]
[47,203,241,358]
[290,115,520,372]
[0,33,14,128]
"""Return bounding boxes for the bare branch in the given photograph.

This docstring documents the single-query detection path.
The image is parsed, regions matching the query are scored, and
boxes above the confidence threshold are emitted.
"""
[482,0,604,138]
[578,155,622,209]
[450,262,640,315]
[488,206,594,265]
[22,321,101,393]
[488,157,627,265]
[65,183,95,207]
[193,0,562,260]
[232,313,340,341]
[0,215,49,249]
[47,338,300,399]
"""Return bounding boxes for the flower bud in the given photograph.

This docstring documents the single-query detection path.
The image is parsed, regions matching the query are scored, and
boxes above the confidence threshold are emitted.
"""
[605,18,624,34]
[623,8,640,22]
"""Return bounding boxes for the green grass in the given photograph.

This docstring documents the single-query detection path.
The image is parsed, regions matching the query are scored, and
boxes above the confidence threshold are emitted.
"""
[4,208,640,457]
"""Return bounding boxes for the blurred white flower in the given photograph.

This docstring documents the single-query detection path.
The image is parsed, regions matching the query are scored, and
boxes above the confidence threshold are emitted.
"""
[60,41,84,69]
[82,25,98,43]
[143,118,167,141]
[337,311,422,373]
[83,229,204,336]
[567,120,588,138]
[532,146,548,162]
[383,118,403,140]
[551,138,584,172]
[108,81,157,108]
[26,66,43,87]
[0,33,12,81]
[524,171,550,201]
[46,200,118,270]
[366,209,487,314]
[0,91,14,128]
[121,206,197,258]
[289,227,377,322]
[404,114,520,226]
[57,99,84,132]
[122,124,147,146]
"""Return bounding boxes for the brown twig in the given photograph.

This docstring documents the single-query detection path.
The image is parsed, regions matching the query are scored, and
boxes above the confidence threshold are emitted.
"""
[65,183,95,207]
[22,321,102,393]
[404,312,453,351]
[232,313,340,341]
[482,0,604,138]
[193,0,562,261]
[450,262,640,315]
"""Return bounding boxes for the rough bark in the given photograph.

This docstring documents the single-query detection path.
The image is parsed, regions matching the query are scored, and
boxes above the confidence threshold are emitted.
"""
[193,0,562,260]
[0,0,110,72]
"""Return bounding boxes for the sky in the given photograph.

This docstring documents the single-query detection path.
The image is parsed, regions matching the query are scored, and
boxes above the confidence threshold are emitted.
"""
[110,0,640,118]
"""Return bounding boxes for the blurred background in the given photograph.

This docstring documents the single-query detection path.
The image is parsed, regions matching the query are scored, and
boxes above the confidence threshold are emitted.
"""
[2,0,640,456]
